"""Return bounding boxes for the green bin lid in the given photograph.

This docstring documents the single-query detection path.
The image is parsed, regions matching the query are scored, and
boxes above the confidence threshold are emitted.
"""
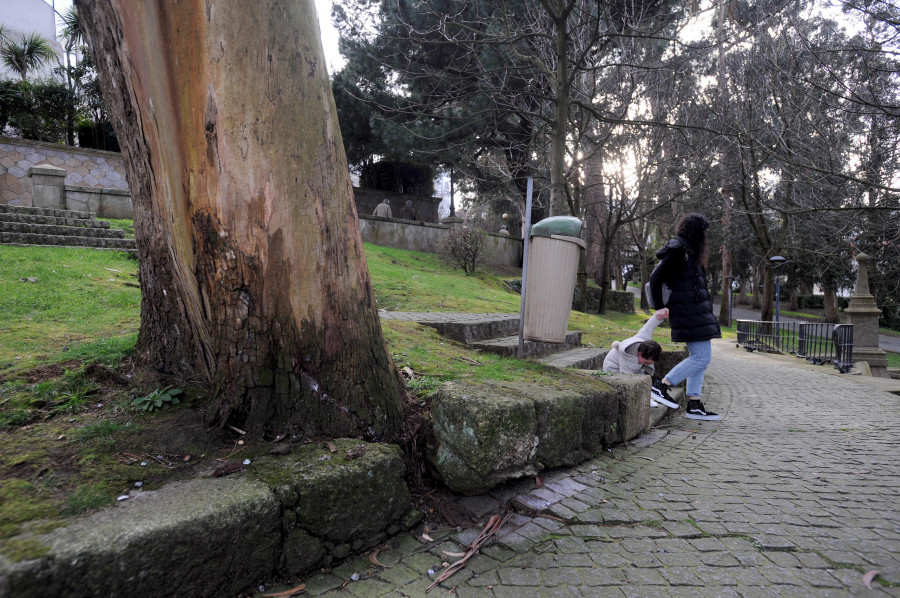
[530,216,583,239]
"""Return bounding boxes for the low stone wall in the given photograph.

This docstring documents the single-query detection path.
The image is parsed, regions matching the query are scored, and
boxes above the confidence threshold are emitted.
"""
[504,280,634,314]
[359,214,523,267]
[0,137,128,206]
[574,286,635,314]
[65,185,134,219]
[353,187,442,223]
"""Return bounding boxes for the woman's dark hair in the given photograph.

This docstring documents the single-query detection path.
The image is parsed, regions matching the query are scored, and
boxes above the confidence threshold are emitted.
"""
[675,212,709,264]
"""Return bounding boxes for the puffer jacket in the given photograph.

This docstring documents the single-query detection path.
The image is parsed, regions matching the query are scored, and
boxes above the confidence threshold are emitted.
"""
[648,237,721,343]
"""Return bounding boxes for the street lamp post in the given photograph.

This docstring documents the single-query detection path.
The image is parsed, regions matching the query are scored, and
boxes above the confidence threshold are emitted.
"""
[725,275,736,327]
[769,256,786,323]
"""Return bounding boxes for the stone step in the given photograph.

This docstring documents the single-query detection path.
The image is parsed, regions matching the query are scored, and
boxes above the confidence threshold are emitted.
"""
[537,346,609,370]
[0,203,94,221]
[471,331,583,359]
[0,231,136,250]
[0,221,124,238]
[0,210,111,229]
[379,311,521,343]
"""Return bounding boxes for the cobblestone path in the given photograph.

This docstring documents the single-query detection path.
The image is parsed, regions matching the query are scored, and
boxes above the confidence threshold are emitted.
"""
[295,340,900,597]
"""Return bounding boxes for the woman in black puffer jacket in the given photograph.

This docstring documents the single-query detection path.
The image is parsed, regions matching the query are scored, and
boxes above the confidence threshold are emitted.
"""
[648,213,722,421]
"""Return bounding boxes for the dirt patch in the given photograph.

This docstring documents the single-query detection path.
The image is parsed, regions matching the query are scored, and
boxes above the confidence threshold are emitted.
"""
[3,360,81,385]
[0,364,253,540]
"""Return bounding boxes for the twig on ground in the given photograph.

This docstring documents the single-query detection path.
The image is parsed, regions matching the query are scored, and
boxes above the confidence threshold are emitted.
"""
[452,356,484,366]
[426,512,511,592]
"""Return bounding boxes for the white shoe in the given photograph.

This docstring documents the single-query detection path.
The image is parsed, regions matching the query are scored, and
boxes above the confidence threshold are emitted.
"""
[650,397,659,408]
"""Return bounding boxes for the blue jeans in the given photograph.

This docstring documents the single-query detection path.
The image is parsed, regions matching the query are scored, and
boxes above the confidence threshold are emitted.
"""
[664,340,712,397]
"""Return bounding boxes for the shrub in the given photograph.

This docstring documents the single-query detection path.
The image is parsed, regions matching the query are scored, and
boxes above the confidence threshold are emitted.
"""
[796,294,850,311]
[437,227,490,275]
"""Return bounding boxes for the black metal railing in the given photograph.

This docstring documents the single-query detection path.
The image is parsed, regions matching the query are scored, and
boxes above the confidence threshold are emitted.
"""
[735,320,853,373]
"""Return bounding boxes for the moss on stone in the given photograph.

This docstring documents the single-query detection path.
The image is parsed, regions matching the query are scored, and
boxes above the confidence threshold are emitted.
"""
[249,439,411,543]
[427,377,622,494]
[0,537,51,562]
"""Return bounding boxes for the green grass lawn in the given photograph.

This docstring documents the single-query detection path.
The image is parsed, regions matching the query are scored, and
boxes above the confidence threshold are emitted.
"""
[0,245,140,377]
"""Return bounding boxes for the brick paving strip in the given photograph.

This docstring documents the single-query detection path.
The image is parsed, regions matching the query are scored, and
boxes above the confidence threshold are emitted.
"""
[290,337,900,597]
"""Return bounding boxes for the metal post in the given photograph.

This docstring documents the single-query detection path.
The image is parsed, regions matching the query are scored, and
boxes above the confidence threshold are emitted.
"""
[775,276,781,323]
[449,165,456,217]
[517,178,534,358]
[769,256,785,323]
[725,275,735,327]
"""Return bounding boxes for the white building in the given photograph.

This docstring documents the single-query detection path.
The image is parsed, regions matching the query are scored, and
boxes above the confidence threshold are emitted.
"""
[0,0,63,81]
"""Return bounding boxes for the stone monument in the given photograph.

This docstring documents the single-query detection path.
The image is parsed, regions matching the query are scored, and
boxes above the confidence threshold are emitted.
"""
[845,253,889,377]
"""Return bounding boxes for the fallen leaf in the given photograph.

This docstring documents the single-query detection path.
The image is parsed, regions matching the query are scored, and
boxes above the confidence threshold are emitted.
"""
[270,444,293,455]
[421,533,434,542]
[229,425,247,435]
[345,445,367,460]
[369,549,390,568]
[273,434,286,442]
[325,441,337,453]
[212,463,243,477]
[534,476,544,489]
[863,570,880,589]
[442,551,466,558]
[402,366,416,380]
[183,455,191,462]
[262,582,306,597]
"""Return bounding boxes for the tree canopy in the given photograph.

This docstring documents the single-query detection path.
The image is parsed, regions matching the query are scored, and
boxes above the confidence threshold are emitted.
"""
[330,0,899,323]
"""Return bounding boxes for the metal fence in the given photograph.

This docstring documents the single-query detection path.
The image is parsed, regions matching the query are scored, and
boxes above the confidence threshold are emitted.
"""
[735,320,854,373]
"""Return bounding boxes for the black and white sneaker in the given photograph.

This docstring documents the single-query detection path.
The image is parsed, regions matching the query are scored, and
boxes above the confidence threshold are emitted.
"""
[650,379,679,409]
[685,399,721,421]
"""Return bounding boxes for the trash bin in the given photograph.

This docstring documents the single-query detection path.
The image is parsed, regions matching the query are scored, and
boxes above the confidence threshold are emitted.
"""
[523,216,587,343]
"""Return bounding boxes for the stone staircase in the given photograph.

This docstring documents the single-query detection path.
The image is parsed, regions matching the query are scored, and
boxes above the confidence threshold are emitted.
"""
[0,204,136,251]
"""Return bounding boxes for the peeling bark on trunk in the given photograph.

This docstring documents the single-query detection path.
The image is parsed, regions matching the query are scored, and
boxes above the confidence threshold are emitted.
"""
[77,0,404,439]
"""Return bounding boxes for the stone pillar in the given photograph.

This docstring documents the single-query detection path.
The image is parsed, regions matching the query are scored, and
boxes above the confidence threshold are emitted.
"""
[28,164,68,210]
[440,215,464,229]
[845,253,889,377]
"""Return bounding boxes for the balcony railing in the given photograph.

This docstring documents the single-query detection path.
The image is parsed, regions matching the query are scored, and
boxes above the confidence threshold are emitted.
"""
[735,320,854,373]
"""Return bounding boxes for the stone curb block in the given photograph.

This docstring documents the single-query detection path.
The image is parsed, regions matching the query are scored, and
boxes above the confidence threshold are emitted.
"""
[427,379,618,495]
[0,440,418,598]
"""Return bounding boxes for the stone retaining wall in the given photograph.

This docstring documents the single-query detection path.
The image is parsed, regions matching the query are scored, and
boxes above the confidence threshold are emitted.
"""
[353,187,442,224]
[360,214,523,267]
[0,137,128,207]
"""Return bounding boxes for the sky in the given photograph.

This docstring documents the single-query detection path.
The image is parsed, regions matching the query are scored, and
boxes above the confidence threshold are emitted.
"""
[45,0,345,73]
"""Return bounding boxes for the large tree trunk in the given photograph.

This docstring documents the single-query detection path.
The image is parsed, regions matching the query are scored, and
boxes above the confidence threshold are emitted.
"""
[77,0,404,439]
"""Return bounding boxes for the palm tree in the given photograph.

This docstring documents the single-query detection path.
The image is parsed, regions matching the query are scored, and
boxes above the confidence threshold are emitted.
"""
[1,32,56,81]
[58,7,84,144]
[59,7,84,50]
